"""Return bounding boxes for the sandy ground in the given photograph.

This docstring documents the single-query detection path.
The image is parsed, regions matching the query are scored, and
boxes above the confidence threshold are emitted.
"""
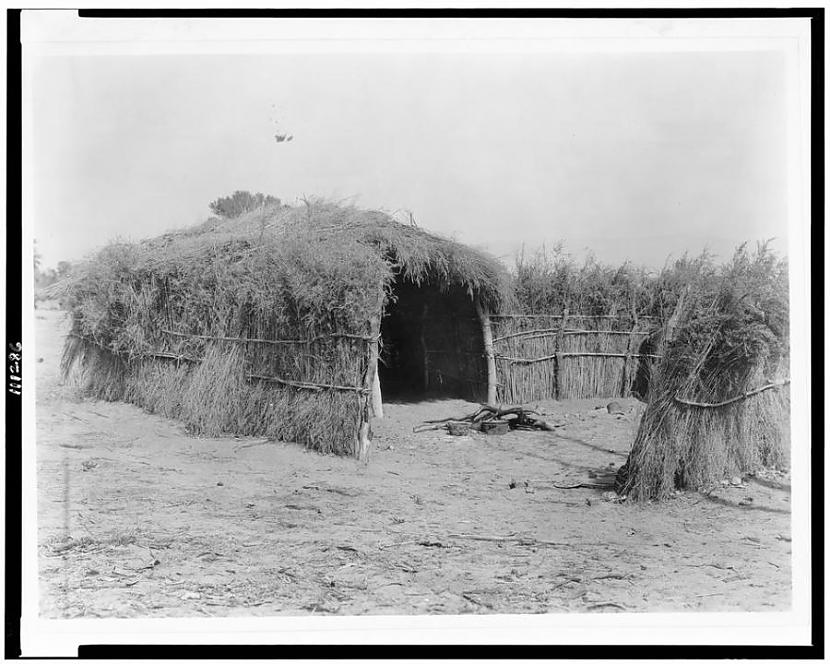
[35,308,792,618]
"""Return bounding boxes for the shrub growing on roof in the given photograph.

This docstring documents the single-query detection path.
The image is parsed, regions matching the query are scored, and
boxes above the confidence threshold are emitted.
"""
[208,190,281,218]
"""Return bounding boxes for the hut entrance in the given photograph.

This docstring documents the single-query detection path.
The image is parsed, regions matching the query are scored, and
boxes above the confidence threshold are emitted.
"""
[378,279,486,402]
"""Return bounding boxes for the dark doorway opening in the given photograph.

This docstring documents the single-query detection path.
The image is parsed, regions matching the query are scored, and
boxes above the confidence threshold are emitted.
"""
[378,279,486,402]
[631,333,658,401]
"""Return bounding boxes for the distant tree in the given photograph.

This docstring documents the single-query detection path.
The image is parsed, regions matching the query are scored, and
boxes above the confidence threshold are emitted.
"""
[56,261,72,278]
[33,241,72,290]
[35,267,58,289]
[208,191,281,218]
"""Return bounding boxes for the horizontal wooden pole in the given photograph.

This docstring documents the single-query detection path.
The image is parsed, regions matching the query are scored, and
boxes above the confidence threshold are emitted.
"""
[248,373,369,393]
[673,380,790,408]
[562,352,663,359]
[495,352,663,365]
[490,314,659,320]
[493,327,561,341]
[162,328,374,346]
[147,351,200,363]
[70,333,366,392]
[493,328,654,343]
[69,333,203,363]
[67,332,111,349]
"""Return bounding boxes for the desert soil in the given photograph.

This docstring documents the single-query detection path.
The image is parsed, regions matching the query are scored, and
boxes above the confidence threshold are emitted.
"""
[35,308,792,618]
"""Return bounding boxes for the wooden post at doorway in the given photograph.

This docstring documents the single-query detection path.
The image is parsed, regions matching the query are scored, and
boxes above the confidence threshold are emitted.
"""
[369,313,383,419]
[369,282,385,420]
[475,296,498,406]
[358,291,385,462]
[420,302,429,393]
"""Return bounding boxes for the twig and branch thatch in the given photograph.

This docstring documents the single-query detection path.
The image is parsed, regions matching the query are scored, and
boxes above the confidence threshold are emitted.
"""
[60,200,510,456]
[617,243,790,500]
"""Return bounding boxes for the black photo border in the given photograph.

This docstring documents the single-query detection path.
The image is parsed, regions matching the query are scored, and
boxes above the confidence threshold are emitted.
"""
[5,6,823,659]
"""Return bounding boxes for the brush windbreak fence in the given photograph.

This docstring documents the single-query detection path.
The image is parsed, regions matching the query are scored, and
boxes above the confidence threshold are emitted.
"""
[490,314,662,403]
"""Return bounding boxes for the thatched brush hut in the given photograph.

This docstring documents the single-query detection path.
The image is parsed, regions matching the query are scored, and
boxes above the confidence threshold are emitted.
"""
[60,202,510,457]
[616,244,790,500]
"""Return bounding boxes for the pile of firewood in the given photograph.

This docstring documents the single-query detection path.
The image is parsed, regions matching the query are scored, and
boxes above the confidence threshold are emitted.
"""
[414,405,559,434]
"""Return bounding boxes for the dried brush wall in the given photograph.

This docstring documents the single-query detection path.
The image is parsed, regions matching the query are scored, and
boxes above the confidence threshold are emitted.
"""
[491,313,662,403]
[58,202,508,456]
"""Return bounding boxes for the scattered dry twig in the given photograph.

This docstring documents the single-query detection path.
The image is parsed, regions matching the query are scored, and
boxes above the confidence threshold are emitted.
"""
[378,540,422,550]
[233,439,274,453]
[592,573,634,583]
[462,592,494,609]
[446,533,610,547]
[586,602,630,611]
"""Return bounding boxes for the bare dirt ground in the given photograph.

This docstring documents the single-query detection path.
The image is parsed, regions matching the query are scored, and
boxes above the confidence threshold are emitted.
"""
[35,309,792,618]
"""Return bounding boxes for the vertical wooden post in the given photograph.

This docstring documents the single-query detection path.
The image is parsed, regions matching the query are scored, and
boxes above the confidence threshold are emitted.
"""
[357,417,371,462]
[369,314,383,419]
[370,284,385,420]
[372,368,383,419]
[358,290,385,461]
[620,309,639,398]
[358,344,372,460]
[642,286,688,402]
[658,287,687,356]
[554,307,569,400]
[475,296,497,406]
[358,340,374,460]
[420,302,429,392]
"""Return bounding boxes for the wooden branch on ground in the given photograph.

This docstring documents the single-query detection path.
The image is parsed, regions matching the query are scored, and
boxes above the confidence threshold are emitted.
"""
[412,421,468,433]
[380,532,620,549]
[423,405,536,424]
[421,411,481,425]
[446,533,609,547]
[472,405,541,420]
[461,592,494,609]
[586,602,630,611]
[534,482,614,490]
[417,404,556,433]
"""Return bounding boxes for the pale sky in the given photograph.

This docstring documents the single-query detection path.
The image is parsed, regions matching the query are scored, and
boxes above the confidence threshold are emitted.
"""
[28,48,789,270]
